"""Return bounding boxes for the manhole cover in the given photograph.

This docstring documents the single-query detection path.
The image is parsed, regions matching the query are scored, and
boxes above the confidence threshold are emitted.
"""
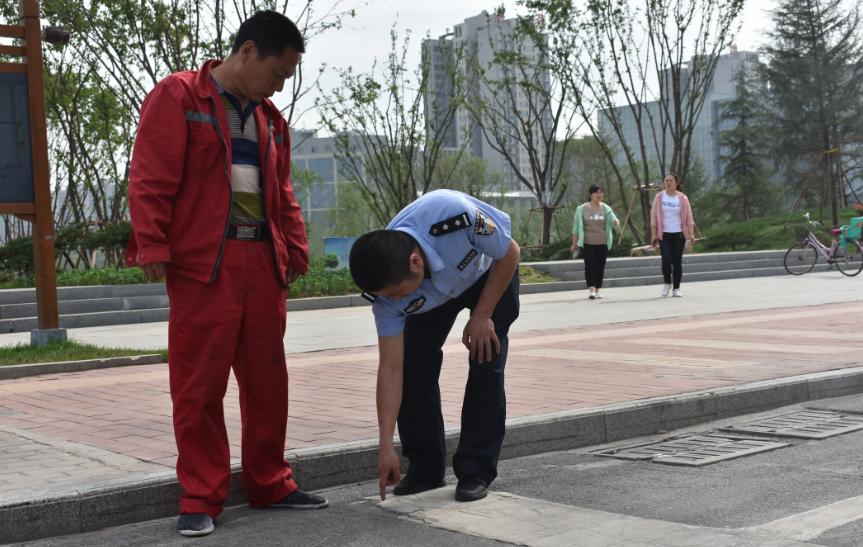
[593,434,788,466]
[719,409,863,439]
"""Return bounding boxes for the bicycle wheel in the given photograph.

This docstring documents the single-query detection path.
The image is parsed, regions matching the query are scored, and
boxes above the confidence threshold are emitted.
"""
[784,242,817,275]
[836,240,863,277]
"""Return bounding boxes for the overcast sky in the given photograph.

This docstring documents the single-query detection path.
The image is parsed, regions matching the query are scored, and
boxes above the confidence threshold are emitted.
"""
[281,0,779,132]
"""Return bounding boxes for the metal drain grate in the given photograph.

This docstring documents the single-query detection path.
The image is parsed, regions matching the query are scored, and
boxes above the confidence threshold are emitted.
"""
[719,409,863,439]
[593,434,788,466]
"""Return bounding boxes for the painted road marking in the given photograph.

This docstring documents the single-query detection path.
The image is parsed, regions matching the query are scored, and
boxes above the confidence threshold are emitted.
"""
[377,487,814,546]
[746,494,863,541]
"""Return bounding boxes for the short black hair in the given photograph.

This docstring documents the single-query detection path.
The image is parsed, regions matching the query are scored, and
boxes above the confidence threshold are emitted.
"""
[349,230,416,292]
[232,10,305,58]
[588,185,603,196]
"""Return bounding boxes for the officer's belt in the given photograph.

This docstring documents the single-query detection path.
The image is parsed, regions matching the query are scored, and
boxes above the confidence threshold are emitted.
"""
[227,223,271,241]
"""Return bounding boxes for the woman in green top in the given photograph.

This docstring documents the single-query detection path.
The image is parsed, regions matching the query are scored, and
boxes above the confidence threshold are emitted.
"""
[570,185,620,300]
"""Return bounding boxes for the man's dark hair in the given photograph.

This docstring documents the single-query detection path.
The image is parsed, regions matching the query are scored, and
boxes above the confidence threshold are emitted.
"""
[232,10,306,58]
[588,185,602,196]
[349,230,416,292]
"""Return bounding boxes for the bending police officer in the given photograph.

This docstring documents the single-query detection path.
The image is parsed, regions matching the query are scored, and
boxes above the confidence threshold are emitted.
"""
[349,189,521,503]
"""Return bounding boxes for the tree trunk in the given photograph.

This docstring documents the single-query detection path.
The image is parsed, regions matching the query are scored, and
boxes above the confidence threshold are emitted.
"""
[826,150,839,228]
[640,189,652,243]
[540,205,554,247]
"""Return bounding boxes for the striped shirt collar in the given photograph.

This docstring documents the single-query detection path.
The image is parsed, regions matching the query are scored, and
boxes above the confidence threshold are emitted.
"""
[210,75,259,124]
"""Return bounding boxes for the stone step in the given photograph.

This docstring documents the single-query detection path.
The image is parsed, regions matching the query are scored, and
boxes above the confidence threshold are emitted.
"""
[0,308,171,334]
[547,258,785,281]
[521,263,833,293]
[0,283,166,305]
[0,295,171,320]
[528,250,787,275]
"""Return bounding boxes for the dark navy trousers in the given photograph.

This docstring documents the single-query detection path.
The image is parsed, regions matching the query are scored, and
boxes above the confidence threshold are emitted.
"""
[398,270,520,486]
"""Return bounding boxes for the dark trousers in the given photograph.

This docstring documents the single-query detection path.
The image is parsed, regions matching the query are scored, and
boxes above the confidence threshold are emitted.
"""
[582,244,609,289]
[398,270,520,486]
[660,232,686,289]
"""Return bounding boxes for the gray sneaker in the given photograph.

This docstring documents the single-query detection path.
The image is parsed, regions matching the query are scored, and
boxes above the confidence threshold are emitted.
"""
[176,513,214,537]
[268,489,329,509]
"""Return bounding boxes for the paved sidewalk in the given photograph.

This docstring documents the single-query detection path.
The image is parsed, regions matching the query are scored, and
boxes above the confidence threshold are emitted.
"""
[2,300,863,508]
[1,272,861,352]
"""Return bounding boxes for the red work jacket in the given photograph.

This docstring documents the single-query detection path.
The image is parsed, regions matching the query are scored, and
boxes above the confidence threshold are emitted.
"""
[126,59,309,286]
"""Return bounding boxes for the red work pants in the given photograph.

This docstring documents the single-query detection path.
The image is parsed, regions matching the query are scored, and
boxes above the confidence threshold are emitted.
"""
[166,239,297,518]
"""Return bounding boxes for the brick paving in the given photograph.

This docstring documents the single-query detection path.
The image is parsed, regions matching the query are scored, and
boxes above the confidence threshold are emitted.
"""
[1,301,862,504]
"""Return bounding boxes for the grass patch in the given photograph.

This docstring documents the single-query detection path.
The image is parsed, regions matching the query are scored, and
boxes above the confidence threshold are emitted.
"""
[699,208,862,253]
[519,264,558,283]
[0,340,167,366]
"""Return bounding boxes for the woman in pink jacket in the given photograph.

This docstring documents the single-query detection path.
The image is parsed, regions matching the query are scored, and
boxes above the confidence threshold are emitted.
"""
[650,174,695,297]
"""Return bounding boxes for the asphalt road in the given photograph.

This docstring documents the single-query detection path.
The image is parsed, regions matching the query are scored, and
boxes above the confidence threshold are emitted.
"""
[25,394,863,547]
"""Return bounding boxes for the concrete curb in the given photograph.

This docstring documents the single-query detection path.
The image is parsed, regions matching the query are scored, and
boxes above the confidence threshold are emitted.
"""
[3,366,863,543]
[0,354,165,380]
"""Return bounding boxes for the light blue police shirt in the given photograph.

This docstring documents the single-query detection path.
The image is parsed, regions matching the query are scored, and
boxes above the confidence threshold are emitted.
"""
[371,189,513,338]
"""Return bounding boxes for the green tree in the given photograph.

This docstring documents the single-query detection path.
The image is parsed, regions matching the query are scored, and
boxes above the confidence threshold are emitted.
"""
[523,0,745,243]
[317,29,465,226]
[430,153,504,198]
[1,0,354,237]
[763,0,863,227]
[716,68,775,221]
[464,11,583,246]
[326,182,381,237]
[558,136,618,205]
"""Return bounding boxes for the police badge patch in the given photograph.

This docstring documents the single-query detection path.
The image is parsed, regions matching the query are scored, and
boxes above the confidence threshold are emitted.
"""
[474,209,496,236]
[404,296,426,314]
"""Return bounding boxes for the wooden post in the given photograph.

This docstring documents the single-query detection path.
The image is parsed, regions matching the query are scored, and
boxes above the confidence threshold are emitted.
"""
[20,0,61,334]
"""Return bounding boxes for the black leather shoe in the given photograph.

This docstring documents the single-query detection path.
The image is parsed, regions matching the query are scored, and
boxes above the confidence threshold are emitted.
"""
[392,476,445,496]
[455,477,488,502]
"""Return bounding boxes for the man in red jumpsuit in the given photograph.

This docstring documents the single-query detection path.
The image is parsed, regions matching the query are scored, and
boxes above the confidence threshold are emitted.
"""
[126,10,327,537]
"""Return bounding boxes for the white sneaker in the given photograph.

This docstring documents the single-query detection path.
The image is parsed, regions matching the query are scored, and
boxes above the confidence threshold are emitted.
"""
[588,289,596,300]
[661,284,671,297]
[595,292,603,299]
[672,288,682,298]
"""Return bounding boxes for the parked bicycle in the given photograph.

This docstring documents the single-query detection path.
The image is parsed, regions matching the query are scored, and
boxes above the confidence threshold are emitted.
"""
[784,212,863,276]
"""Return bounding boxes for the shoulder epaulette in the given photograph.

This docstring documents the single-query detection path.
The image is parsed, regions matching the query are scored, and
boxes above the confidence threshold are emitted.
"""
[429,211,471,236]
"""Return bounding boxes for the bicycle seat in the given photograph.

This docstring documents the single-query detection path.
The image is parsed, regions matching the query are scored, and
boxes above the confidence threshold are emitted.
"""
[831,228,844,235]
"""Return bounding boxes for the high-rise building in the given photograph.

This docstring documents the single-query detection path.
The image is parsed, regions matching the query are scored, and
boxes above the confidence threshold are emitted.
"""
[423,11,552,190]
[599,48,761,185]
[289,129,371,233]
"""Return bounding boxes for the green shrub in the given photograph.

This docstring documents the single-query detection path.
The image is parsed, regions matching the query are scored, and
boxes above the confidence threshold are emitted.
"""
[0,266,149,289]
[519,264,557,283]
[57,267,148,286]
[521,239,571,262]
[288,256,357,298]
[699,210,853,252]
[0,236,34,276]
